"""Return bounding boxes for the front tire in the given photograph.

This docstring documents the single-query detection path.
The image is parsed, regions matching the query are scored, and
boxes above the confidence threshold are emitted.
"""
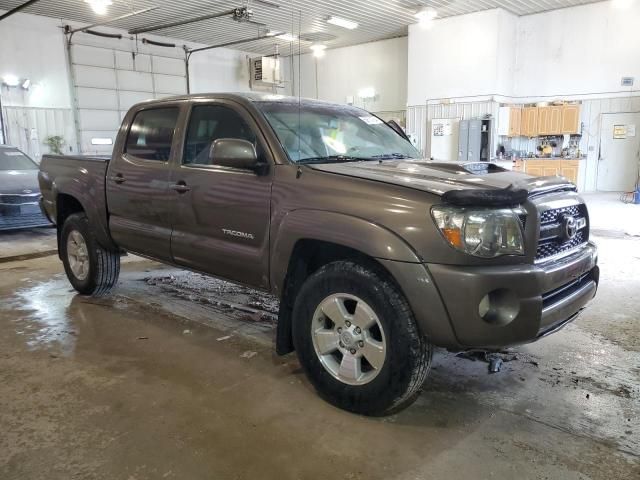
[60,213,120,296]
[292,260,432,416]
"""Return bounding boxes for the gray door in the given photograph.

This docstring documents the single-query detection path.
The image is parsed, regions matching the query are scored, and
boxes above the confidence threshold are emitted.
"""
[107,106,180,261]
[169,102,272,289]
[597,113,640,191]
[458,120,469,163]
[467,119,482,162]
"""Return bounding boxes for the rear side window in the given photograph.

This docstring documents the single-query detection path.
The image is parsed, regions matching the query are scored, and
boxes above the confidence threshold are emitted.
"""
[183,105,256,165]
[125,107,179,161]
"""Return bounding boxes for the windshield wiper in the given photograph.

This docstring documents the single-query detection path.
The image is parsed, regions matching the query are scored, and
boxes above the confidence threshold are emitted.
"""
[297,155,372,165]
[370,153,413,160]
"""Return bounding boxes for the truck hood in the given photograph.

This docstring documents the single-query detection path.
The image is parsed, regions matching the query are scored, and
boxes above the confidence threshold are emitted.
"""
[308,160,575,198]
[0,169,40,195]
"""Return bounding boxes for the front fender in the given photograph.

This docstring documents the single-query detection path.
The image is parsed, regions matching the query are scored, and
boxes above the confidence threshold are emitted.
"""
[270,209,421,296]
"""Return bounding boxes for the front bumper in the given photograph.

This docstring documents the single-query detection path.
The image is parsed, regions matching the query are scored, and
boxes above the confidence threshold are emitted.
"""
[0,200,52,231]
[381,242,598,350]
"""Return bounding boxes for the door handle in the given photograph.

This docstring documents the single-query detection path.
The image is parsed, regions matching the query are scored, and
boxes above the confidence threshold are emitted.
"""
[170,181,191,193]
[110,174,126,184]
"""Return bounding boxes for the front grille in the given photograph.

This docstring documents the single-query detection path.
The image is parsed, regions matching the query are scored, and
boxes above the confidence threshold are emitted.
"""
[542,271,594,309]
[535,203,588,261]
[539,204,581,224]
[0,193,40,206]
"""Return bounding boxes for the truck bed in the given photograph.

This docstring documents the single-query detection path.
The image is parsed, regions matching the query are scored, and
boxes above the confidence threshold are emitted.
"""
[38,154,115,251]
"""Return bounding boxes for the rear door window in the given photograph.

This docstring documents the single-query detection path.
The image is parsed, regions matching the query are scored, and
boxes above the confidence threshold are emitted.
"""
[125,107,179,161]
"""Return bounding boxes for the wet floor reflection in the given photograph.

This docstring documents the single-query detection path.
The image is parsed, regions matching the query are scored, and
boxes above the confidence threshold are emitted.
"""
[5,280,79,355]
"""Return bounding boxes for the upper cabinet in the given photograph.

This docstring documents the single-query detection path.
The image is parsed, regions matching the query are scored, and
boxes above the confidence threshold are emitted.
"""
[549,106,563,134]
[498,106,522,137]
[522,107,539,137]
[561,105,581,134]
[538,107,551,135]
[505,104,581,137]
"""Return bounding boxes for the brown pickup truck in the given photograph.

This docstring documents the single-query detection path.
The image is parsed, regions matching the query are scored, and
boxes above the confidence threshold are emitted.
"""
[39,93,599,415]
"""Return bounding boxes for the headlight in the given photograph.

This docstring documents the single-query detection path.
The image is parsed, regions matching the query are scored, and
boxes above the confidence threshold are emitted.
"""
[431,205,525,258]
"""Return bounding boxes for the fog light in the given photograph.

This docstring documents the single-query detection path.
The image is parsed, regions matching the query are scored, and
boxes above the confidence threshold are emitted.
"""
[478,289,520,326]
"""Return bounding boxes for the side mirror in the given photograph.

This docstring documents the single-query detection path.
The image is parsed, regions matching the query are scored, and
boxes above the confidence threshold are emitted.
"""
[210,138,259,170]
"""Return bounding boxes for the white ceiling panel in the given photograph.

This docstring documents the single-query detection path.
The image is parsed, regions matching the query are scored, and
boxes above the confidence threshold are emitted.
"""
[0,0,606,56]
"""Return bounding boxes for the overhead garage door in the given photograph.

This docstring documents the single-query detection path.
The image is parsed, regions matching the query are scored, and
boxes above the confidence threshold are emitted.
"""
[69,42,187,155]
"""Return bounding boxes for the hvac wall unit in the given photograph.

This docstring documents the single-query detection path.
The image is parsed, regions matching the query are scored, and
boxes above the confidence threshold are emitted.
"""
[250,56,281,87]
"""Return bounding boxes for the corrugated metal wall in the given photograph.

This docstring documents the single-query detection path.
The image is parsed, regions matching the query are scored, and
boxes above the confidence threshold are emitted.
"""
[1,106,75,162]
[407,101,498,155]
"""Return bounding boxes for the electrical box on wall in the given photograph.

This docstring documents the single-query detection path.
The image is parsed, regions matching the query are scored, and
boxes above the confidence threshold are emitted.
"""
[251,56,281,85]
[621,77,634,87]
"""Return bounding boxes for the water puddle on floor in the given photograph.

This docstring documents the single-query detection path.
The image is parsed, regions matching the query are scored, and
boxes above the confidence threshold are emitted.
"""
[2,279,80,355]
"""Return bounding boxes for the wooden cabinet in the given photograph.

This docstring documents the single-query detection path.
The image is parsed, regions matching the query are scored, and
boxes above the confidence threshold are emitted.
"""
[537,107,551,135]
[537,106,564,136]
[500,104,579,137]
[498,106,522,137]
[560,160,579,184]
[521,107,539,137]
[509,107,522,137]
[561,105,581,134]
[549,106,562,134]
[518,159,580,184]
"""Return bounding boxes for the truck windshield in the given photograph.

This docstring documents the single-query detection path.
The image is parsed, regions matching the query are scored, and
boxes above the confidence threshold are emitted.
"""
[0,148,38,170]
[256,101,420,164]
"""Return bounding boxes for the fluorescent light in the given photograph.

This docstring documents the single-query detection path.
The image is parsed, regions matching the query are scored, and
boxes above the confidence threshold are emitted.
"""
[414,7,438,21]
[310,44,327,58]
[21,78,31,90]
[2,75,20,87]
[91,138,113,145]
[358,87,376,99]
[612,0,633,8]
[85,0,112,16]
[276,33,297,42]
[327,16,359,30]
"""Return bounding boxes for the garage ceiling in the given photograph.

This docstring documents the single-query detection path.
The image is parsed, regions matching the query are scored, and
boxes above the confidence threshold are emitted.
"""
[0,0,605,55]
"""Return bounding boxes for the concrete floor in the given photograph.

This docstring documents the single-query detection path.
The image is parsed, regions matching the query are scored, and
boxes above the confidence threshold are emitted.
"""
[0,195,639,479]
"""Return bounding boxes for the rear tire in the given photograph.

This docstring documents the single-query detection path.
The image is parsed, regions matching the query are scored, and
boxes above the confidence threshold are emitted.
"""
[60,213,120,296]
[292,260,432,416]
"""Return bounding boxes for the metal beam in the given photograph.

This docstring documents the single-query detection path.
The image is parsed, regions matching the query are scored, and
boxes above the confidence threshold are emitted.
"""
[65,7,158,35]
[129,9,235,35]
[188,33,282,55]
[0,0,41,22]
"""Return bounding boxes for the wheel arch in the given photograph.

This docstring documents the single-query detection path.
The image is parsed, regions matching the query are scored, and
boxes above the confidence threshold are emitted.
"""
[271,210,423,355]
[52,178,118,253]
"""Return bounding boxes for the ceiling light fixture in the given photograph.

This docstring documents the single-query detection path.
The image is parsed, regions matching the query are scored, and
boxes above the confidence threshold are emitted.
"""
[310,44,327,58]
[2,75,20,87]
[612,0,633,9]
[85,0,113,16]
[414,6,438,29]
[326,16,359,30]
[275,33,297,42]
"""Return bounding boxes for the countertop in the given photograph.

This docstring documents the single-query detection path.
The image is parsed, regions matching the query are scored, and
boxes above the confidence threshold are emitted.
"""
[504,156,587,161]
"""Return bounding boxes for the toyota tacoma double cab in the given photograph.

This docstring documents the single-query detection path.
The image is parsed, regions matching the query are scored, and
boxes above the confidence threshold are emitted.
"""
[39,93,599,415]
